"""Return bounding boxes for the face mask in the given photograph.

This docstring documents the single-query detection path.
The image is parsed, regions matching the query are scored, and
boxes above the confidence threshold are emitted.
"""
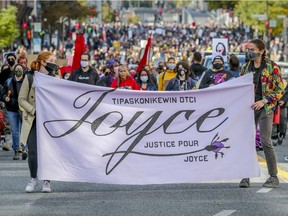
[158,65,163,70]
[246,51,261,61]
[80,61,89,68]
[213,63,223,70]
[178,69,185,76]
[167,63,176,70]
[8,60,15,67]
[14,70,23,78]
[45,62,59,73]
[140,76,148,82]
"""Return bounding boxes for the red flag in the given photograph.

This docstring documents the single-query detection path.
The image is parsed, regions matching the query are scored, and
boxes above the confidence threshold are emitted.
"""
[72,33,85,72]
[136,36,152,72]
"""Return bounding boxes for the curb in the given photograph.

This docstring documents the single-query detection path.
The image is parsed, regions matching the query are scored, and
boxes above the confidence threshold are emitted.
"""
[257,155,288,182]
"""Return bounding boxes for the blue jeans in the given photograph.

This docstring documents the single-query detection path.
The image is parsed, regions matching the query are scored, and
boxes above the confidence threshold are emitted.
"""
[7,111,22,152]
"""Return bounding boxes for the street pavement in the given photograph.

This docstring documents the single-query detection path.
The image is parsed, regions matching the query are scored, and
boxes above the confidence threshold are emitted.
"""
[0,139,287,216]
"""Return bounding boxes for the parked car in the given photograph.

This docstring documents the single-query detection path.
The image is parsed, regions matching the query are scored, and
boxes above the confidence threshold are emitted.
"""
[277,62,288,80]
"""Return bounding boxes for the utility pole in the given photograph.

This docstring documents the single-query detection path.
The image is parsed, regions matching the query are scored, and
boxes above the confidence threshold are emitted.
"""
[265,0,270,58]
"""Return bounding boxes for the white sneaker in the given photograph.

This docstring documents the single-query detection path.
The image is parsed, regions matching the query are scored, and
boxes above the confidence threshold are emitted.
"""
[42,180,52,193]
[25,178,38,193]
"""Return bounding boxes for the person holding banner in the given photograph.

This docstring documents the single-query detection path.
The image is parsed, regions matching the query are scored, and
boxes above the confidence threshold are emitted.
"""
[18,51,59,193]
[165,61,195,91]
[136,68,157,91]
[239,39,285,188]
[110,65,140,90]
[199,56,234,89]
[69,53,99,85]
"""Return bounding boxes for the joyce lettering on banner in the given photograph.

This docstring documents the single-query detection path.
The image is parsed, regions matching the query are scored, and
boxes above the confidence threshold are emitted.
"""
[35,73,260,184]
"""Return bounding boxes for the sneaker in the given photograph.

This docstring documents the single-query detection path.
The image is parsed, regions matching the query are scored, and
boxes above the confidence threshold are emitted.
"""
[42,180,52,193]
[2,143,11,151]
[13,151,20,160]
[22,150,28,160]
[239,178,250,188]
[285,156,288,162]
[263,176,279,188]
[18,145,22,153]
[25,178,38,193]
[272,139,278,146]
[278,135,284,145]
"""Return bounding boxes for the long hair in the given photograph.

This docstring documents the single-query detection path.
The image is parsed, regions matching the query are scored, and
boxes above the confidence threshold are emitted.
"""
[176,60,191,80]
[116,64,128,88]
[249,39,267,66]
[30,51,54,71]
[137,68,157,87]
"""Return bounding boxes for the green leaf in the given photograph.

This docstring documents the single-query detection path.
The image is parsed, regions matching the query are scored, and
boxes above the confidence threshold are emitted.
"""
[0,6,20,49]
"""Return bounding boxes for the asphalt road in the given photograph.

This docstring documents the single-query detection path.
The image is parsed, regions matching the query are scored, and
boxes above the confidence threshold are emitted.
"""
[0,140,287,216]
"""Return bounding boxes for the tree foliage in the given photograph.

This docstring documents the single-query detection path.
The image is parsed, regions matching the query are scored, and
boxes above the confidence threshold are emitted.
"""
[40,1,97,28]
[205,1,236,11]
[0,6,20,49]
[234,0,288,36]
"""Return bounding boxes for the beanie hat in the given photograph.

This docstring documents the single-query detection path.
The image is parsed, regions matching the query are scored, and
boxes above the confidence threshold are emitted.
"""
[212,55,224,64]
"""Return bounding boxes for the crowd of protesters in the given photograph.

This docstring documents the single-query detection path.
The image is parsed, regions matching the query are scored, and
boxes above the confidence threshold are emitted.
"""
[0,21,287,193]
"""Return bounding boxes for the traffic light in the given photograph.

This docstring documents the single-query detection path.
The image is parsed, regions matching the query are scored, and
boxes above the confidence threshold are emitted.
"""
[27,30,31,40]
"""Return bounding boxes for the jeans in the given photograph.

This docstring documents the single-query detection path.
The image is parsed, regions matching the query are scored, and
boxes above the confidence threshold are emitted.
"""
[7,111,21,152]
[255,109,278,177]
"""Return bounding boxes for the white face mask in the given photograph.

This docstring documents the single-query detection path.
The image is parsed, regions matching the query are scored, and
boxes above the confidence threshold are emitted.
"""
[81,61,89,68]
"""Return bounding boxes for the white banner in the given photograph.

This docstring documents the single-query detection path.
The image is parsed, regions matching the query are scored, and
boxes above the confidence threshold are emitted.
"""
[35,73,260,184]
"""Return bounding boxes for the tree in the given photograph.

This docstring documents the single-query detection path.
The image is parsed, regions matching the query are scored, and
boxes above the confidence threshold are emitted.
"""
[0,6,20,49]
[40,1,97,44]
[234,1,288,36]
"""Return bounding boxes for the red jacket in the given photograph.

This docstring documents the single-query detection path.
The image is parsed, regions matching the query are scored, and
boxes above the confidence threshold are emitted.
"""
[110,76,140,90]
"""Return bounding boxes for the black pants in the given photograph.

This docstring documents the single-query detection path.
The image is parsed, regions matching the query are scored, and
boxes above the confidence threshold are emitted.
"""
[27,119,37,178]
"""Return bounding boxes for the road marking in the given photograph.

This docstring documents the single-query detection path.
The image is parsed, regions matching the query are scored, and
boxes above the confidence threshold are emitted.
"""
[257,155,288,183]
[256,188,273,193]
[213,210,236,216]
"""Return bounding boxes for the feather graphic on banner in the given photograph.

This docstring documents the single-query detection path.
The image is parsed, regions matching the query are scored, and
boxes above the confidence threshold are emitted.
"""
[72,33,85,72]
[136,35,152,72]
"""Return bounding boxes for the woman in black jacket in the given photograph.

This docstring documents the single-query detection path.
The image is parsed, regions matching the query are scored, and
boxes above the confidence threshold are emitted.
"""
[1,64,27,160]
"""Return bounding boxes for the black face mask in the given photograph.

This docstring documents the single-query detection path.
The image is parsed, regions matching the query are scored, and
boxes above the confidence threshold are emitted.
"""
[8,60,15,67]
[246,51,261,61]
[14,70,23,78]
[213,63,223,70]
[178,69,185,76]
[158,65,163,70]
[45,62,59,74]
